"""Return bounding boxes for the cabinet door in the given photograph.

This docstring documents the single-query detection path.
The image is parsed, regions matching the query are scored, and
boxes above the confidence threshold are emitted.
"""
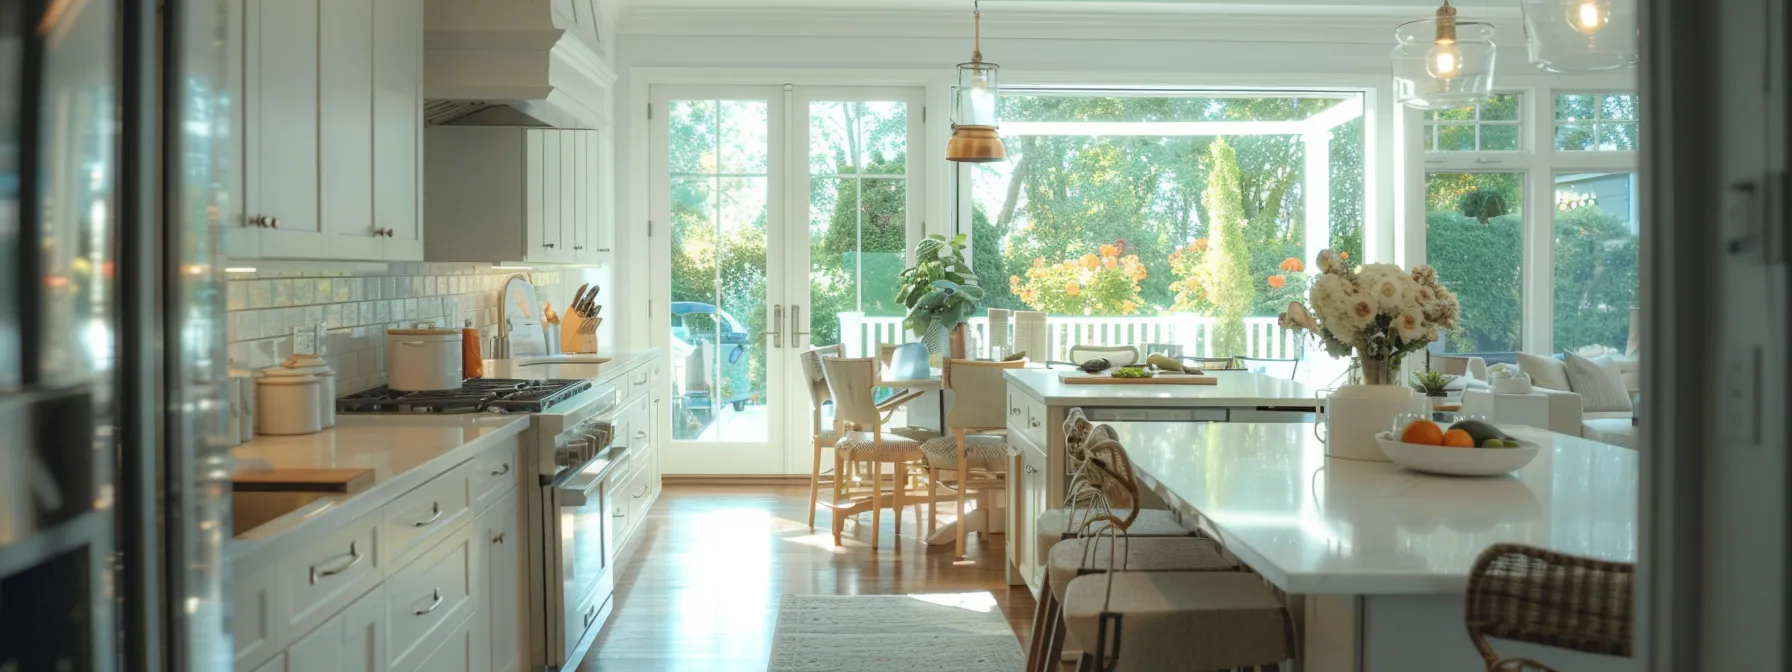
[287,584,384,672]
[249,653,285,672]
[1023,438,1048,587]
[409,614,480,672]
[593,127,615,253]
[525,130,547,260]
[570,131,588,257]
[374,0,424,261]
[560,131,579,261]
[319,0,377,260]
[248,0,323,258]
[481,493,523,672]
[540,131,564,260]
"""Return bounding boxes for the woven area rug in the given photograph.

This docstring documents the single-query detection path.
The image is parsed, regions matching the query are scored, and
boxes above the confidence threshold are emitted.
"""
[767,592,1025,672]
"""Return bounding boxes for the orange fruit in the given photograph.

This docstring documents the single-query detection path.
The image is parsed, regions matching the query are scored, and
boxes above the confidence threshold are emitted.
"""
[1441,429,1476,448]
[1400,420,1445,446]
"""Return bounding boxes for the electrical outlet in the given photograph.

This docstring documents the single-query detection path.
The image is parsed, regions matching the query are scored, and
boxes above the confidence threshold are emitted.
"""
[1722,345,1763,446]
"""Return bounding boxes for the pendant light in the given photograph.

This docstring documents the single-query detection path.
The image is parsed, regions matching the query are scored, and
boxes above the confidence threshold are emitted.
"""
[1520,0,1637,72]
[1392,1,1497,110]
[946,0,1005,163]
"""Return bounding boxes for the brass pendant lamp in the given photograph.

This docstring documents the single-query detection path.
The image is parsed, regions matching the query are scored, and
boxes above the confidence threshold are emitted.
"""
[946,0,1005,163]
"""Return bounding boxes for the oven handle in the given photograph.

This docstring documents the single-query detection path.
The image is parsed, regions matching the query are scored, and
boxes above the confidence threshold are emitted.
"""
[556,465,607,506]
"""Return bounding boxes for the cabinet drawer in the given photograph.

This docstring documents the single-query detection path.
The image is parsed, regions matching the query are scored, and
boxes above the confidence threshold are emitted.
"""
[606,463,632,540]
[387,523,476,672]
[384,464,472,568]
[625,365,650,400]
[231,553,283,672]
[1016,394,1047,447]
[623,467,653,535]
[469,440,520,515]
[281,510,383,639]
[627,440,652,479]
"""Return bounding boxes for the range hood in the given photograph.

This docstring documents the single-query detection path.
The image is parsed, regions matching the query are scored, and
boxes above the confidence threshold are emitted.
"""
[425,0,615,129]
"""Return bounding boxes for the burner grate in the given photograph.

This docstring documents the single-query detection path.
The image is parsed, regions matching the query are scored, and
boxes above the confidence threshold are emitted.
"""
[337,378,592,414]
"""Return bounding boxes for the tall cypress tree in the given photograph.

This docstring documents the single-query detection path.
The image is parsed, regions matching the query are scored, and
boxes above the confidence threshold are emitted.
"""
[1200,138,1255,357]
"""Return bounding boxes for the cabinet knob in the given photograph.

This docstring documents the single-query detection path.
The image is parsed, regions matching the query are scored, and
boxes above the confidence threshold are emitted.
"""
[544,243,556,248]
[268,217,279,229]
[574,246,583,250]
[492,532,506,545]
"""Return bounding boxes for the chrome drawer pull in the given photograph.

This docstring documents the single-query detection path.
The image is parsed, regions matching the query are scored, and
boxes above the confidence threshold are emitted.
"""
[490,463,511,476]
[411,502,444,527]
[634,430,647,440]
[1029,419,1042,428]
[632,483,649,499]
[492,532,507,545]
[414,588,444,616]
[308,541,364,584]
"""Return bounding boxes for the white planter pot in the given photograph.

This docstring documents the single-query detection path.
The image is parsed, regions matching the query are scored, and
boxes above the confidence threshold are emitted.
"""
[1317,384,1423,462]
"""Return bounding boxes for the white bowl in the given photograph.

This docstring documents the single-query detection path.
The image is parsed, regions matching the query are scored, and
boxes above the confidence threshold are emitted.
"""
[1491,375,1533,395]
[1373,431,1541,476]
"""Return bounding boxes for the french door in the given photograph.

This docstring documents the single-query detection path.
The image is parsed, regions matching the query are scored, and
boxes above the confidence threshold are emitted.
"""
[651,85,925,475]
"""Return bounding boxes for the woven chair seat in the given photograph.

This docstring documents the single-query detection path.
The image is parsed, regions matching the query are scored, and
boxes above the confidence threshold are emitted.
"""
[919,434,1011,470]
[1062,571,1293,672]
[834,427,940,458]
[1047,536,1236,602]
[1465,543,1635,670]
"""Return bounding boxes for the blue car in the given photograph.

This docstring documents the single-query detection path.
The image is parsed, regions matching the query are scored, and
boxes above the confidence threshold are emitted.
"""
[670,301,754,414]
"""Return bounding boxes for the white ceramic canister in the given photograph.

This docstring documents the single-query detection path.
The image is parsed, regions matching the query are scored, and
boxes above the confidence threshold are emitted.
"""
[1315,385,1425,462]
[264,355,338,427]
[387,326,464,391]
[255,374,325,435]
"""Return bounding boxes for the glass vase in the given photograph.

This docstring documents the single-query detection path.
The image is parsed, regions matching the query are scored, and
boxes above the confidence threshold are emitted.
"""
[1356,356,1395,386]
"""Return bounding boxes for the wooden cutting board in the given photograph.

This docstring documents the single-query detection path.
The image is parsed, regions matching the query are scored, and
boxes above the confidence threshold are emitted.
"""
[1059,374,1218,385]
[233,468,375,494]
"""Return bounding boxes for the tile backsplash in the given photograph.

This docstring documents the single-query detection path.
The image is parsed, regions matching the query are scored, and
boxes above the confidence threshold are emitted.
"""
[226,263,605,393]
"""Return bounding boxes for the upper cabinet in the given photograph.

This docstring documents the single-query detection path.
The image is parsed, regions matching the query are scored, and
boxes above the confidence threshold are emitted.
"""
[230,0,423,262]
[424,127,609,265]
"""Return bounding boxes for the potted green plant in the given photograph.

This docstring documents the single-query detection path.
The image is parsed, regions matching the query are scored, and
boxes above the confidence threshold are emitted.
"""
[896,234,981,355]
[1410,369,1459,416]
[1458,190,1509,224]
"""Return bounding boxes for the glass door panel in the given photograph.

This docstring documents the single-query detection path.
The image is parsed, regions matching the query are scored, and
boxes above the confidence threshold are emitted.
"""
[658,91,784,474]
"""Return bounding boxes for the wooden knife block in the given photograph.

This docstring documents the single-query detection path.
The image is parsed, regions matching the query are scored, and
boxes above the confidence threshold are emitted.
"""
[562,316,600,354]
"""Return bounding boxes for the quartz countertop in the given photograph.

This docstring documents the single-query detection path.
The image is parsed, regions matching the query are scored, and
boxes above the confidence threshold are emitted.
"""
[229,413,530,558]
[1105,422,1638,595]
[1004,368,1319,407]
[481,348,660,386]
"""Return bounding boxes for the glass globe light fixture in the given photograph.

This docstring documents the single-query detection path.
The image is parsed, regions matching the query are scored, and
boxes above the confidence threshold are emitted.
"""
[1393,1,1497,110]
[946,0,1005,163]
[1521,0,1637,72]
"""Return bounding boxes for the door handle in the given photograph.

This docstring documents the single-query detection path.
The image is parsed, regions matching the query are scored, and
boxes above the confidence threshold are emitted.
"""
[763,304,783,348]
[790,305,809,345]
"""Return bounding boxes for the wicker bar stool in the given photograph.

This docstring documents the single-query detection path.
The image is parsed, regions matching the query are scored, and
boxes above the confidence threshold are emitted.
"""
[1062,569,1295,672]
[1464,543,1635,672]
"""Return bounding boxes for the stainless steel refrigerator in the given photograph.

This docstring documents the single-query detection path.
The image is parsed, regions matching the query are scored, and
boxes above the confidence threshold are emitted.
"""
[0,0,235,669]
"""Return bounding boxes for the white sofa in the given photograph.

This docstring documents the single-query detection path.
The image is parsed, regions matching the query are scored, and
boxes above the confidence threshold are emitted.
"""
[1455,354,1639,449]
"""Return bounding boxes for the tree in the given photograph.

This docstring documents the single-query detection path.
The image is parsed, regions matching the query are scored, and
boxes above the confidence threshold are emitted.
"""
[1200,138,1255,356]
[1553,206,1638,350]
[1425,211,1522,352]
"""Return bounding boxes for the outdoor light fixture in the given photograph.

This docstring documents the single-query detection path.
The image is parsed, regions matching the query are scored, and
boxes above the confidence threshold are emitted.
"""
[1393,1,1497,109]
[1520,0,1637,72]
[946,0,1005,163]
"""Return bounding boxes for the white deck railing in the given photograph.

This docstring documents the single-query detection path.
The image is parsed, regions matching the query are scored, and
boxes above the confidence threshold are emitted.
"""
[836,313,1303,362]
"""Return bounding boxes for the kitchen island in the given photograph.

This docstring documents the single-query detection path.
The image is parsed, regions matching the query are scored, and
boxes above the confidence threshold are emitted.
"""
[1107,421,1636,672]
[1003,369,1320,588]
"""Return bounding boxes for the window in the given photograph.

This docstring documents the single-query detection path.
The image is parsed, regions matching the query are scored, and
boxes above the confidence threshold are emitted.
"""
[1424,172,1524,353]
[1554,94,1638,151]
[1423,93,1522,152]
[1553,172,1639,352]
[967,90,1368,324]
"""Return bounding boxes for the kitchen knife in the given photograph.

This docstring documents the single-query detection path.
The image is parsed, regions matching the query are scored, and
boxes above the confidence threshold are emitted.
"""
[571,283,588,312]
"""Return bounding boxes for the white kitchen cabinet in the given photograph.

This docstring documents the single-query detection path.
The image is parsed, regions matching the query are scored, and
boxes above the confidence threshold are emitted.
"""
[242,0,324,258]
[233,0,423,262]
[249,652,286,672]
[425,127,608,264]
[232,552,283,672]
[286,584,384,672]
[479,492,524,672]
[409,613,482,672]
[1008,428,1047,590]
[386,522,477,672]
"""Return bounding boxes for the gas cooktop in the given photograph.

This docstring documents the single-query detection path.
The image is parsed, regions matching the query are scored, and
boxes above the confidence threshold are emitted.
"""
[337,378,593,414]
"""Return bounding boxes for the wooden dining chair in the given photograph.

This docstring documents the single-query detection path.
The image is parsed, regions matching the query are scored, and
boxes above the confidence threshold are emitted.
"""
[1140,343,1182,358]
[1464,543,1635,671]
[919,358,1025,558]
[821,357,940,550]
[1234,354,1300,379]
[798,344,844,532]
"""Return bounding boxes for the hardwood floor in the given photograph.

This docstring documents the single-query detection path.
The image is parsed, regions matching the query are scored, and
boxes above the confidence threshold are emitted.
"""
[580,484,1037,672]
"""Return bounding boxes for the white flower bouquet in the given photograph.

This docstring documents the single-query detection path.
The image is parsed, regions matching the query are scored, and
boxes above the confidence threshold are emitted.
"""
[1277,249,1461,384]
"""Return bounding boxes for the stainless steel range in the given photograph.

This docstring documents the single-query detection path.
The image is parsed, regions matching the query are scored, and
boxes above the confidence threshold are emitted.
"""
[336,376,621,670]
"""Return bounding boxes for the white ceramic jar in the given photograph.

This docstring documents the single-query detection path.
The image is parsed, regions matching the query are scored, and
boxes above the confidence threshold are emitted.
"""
[387,326,464,391]
[264,355,338,427]
[255,374,325,435]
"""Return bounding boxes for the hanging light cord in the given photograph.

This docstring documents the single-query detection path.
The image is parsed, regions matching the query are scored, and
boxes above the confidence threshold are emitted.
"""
[972,0,983,64]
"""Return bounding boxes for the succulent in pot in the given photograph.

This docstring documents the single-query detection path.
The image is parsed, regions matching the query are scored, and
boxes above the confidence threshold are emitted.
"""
[1410,369,1458,398]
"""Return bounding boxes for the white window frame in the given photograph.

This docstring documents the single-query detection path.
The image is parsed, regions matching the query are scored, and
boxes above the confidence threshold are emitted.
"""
[1551,91,1642,153]
[1403,78,1639,356]
[1422,92,1526,153]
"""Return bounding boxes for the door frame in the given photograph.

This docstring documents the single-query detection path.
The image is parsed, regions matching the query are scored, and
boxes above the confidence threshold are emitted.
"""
[649,84,792,475]
[780,85,929,475]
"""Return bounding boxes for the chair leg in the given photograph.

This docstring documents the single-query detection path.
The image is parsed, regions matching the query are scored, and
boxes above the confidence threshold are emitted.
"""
[894,461,906,537]
[927,467,938,538]
[807,436,823,532]
[955,433,969,559]
[871,460,883,551]
[1025,579,1059,672]
[831,451,847,546]
[1044,601,1068,669]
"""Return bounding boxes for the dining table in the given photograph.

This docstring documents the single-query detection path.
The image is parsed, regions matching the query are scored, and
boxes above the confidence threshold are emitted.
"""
[873,365,999,547]
[1102,421,1638,672]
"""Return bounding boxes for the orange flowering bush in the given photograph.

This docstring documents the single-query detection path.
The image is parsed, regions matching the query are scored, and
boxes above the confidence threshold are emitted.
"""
[1267,274,1288,289]
[1279,257,1304,272]
[1167,238,1217,313]
[1010,243,1148,316]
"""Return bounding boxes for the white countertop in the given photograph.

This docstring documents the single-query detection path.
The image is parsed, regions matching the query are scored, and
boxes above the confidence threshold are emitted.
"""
[482,348,660,386]
[1106,422,1638,595]
[1004,368,1319,407]
[230,414,530,557]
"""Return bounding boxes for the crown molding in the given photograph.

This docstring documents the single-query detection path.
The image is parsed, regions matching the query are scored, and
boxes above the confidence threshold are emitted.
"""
[618,6,1528,45]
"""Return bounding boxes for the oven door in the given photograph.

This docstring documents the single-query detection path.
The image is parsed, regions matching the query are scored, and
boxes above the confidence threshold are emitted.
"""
[549,458,614,667]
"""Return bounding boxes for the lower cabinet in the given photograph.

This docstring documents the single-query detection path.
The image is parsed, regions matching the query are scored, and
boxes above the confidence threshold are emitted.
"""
[249,653,285,672]
[387,521,476,672]
[1008,429,1048,590]
[413,612,481,672]
[478,491,523,672]
[287,584,384,672]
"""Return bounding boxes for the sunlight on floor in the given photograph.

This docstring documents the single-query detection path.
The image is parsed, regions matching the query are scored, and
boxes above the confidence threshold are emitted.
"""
[906,591,999,613]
